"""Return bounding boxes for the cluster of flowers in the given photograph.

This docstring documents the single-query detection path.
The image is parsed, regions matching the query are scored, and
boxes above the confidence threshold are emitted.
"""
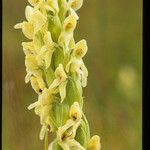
[15,0,101,149]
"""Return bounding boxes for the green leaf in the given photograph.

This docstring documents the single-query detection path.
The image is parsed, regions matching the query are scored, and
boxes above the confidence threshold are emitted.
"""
[52,46,64,70]
[50,98,70,129]
[44,67,55,87]
[47,15,61,42]
[65,77,83,108]
[75,119,89,149]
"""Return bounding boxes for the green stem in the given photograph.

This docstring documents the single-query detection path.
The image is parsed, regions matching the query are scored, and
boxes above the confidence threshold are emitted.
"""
[45,130,49,150]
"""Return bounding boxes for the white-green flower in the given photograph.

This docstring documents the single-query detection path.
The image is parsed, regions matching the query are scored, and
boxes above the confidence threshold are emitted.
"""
[14,5,46,37]
[49,64,68,102]
[58,15,77,53]
[22,42,36,55]
[36,31,55,69]
[56,102,85,150]
[30,74,46,94]
[87,135,101,150]
[66,40,88,87]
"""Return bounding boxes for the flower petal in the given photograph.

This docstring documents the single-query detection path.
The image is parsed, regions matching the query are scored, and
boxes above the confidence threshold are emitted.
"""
[39,125,48,140]
[59,80,68,103]
[22,42,35,55]
[68,0,83,11]
[81,62,88,87]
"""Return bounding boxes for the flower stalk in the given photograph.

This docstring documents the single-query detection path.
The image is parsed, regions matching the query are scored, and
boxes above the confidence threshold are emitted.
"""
[14,0,101,149]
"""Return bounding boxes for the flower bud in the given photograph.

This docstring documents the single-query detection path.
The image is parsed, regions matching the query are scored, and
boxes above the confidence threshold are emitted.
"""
[73,39,88,58]
[68,0,83,11]
[25,6,46,33]
[88,135,101,150]
[55,64,67,81]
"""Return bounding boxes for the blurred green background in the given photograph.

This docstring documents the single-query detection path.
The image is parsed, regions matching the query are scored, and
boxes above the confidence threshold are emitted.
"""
[2,0,142,150]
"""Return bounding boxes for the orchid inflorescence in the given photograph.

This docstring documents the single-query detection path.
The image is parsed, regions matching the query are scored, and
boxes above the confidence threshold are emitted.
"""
[14,0,101,149]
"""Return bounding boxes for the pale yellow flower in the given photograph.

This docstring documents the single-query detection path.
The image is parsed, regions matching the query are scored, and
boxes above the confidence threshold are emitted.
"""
[14,21,34,39]
[36,31,55,69]
[63,15,77,32]
[28,88,53,110]
[22,42,36,55]
[87,135,101,150]
[70,102,82,121]
[57,118,84,150]
[14,5,46,38]
[30,75,46,94]
[49,64,68,102]
[66,40,88,87]
[73,39,88,58]
[25,6,47,33]
[58,15,77,53]
[28,88,54,139]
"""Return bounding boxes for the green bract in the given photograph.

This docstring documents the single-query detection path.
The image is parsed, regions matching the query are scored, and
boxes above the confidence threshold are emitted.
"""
[14,0,101,149]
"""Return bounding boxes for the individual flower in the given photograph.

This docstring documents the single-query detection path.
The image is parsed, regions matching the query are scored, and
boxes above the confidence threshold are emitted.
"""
[57,119,84,150]
[66,39,88,87]
[14,5,46,38]
[56,102,84,150]
[22,42,36,55]
[30,74,46,94]
[28,88,54,139]
[73,39,88,58]
[28,88,53,110]
[63,15,77,32]
[69,101,82,121]
[49,64,68,102]
[58,15,77,53]
[87,135,101,150]
[36,31,55,69]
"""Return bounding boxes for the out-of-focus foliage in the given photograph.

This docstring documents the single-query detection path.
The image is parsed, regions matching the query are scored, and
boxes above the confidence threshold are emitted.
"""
[2,0,142,150]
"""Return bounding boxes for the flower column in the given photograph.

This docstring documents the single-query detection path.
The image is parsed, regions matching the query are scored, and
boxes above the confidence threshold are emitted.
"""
[14,0,101,150]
